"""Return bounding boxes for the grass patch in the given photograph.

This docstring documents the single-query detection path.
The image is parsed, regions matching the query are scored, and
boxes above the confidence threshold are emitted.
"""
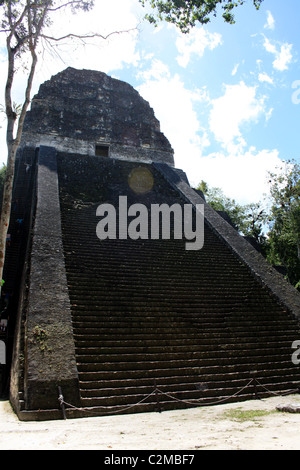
[222,408,277,422]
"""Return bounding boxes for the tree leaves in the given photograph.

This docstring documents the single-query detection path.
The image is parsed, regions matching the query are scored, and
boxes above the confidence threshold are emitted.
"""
[196,180,267,240]
[197,171,300,290]
[267,161,300,288]
[139,0,264,33]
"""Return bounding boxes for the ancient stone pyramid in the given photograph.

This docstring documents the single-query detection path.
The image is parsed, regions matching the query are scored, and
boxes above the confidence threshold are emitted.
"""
[3,67,300,420]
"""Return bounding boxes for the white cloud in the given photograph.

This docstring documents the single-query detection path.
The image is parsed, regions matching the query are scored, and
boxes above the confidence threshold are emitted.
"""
[273,43,293,71]
[193,148,282,205]
[137,61,210,166]
[137,58,170,81]
[176,27,222,68]
[263,37,277,55]
[33,0,141,78]
[265,107,274,121]
[208,81,267,154]
[263,37,293,71]
[136,65,281,206]
[258,72,274,85]
[264,11,275,30]
[232,64,239,76]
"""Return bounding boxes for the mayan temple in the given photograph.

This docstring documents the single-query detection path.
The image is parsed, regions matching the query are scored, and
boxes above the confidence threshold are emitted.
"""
[1,67,300,420]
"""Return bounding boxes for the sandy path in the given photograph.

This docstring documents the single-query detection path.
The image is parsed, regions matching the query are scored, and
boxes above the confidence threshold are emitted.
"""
[1,394,300,450]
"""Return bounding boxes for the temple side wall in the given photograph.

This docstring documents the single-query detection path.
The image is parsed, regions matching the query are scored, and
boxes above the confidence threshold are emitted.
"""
[24,146,80,410]
[20,133,174,166]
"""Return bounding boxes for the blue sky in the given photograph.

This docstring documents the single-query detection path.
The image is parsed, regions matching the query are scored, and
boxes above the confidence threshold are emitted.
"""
[1,0,300,206]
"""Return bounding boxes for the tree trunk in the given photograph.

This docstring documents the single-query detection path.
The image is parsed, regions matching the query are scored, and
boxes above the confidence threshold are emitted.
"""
[0,142,18,292]
[0,32,38,296]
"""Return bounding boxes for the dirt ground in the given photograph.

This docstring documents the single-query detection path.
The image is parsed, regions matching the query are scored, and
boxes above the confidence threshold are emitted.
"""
[1,393,300,450]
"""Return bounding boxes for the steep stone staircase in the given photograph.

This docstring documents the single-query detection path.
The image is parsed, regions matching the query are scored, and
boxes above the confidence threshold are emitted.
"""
[57,154,300,415]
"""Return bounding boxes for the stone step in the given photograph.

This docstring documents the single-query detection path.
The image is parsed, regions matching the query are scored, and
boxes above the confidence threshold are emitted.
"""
[79,370,300,392]
[73,329,297,345]
[66,266,262,278]
[75,352,293,372]
[75,340,294,356]
[69,297,288,308]
[71,327,298,340]
[77,360,298,382]
[76,356,295,373]
[71,316,297,328]
[79,366,300,389]
[70,308,288,319]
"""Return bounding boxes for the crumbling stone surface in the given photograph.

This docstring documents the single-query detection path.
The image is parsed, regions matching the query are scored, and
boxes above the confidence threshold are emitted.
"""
[22,67,174,165]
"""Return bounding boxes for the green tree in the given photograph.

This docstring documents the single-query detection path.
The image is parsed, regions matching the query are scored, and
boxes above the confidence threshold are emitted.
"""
[242,202,267,239]
[197,180,265,234]
[139,0,264,32]
[266,161,300,289]
[197,180,268,255]
[202,183,246,230]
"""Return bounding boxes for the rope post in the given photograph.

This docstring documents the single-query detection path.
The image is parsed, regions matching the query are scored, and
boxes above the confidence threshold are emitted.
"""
[58,386,67,420]
[251,371,258,399]
[154,380,161,413]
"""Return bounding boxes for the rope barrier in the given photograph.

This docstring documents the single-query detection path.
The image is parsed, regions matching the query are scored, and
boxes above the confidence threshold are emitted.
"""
[57,377,300,419]
[60,390,158,415]
[156,379,256,407]
[254,379,297,397]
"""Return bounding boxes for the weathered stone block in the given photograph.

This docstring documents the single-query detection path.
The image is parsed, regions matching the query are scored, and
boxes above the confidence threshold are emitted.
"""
[21,68,174,166]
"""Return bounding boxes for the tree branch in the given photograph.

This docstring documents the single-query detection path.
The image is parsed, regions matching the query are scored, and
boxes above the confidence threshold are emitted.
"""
[47,0,93,12]
[40,26,138,42]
